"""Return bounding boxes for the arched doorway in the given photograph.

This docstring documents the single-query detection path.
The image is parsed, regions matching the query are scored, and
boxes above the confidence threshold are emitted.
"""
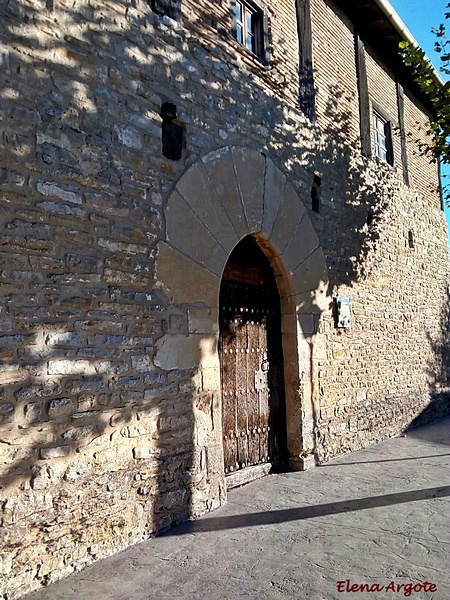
[219,236,288,485]
[156,146,330,488]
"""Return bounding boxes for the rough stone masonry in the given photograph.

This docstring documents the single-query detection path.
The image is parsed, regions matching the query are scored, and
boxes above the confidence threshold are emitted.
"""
[0,0,449,598]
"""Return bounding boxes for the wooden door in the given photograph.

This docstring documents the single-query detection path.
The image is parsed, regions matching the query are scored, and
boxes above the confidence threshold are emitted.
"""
[219,237,287,476]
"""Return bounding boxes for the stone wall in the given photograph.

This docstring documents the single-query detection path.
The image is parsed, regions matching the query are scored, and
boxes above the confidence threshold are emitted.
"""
[311,0,361,142]
[0,0,449,598]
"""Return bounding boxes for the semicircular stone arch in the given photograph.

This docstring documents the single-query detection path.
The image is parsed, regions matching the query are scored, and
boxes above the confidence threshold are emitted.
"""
[155,145,331,470]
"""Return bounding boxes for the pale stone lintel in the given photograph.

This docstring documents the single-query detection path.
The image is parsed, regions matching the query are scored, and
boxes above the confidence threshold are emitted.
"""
[36,181,82,204]
[47,359,96,376]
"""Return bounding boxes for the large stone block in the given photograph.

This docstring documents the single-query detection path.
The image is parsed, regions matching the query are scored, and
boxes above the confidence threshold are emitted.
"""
[262,157,286,237]
[188,307,219,335]
[281,214,320,273]
[47,360,96,376]
[155,242,220,306]
[271,183,307,254]
[289,281,332,315]
[176,162,239,253]
[202,147,249,239]
[165,191,228,276]
[154,333,202,371]
[231,146,265,232]
[290,247,328,295]
[36,181,82,204]
[201,367,220,392]
[154,333,218,372]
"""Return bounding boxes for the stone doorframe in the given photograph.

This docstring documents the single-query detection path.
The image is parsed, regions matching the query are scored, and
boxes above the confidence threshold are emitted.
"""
[155,146,331,472]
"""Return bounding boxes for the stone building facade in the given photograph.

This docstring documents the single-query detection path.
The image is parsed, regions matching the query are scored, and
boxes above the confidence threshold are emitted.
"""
[0,0,449,597]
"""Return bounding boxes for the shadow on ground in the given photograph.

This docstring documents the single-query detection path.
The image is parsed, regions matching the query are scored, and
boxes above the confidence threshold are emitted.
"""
[405,420,450,447]
[163,485,450,535]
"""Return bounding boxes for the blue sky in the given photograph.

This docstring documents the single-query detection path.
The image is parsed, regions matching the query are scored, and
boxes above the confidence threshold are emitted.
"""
[389,0,450,246]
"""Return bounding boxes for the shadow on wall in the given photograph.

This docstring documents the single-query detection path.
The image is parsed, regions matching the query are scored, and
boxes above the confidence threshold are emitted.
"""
[311,81,449,445]
[411,286,450,429]
[0,2,200,588]
[0,323,200,590]
[0,0,449,596]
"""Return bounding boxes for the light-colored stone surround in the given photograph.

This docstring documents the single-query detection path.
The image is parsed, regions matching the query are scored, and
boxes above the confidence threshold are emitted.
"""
[156,146,331,469]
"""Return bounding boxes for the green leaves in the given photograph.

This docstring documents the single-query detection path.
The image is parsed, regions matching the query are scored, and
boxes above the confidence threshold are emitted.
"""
[400,13,450,204]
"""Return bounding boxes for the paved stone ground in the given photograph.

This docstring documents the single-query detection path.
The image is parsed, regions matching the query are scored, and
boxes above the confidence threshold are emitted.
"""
[24,418,450,600]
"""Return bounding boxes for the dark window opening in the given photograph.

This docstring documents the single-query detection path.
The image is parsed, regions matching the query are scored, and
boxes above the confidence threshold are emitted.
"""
[151,0,181,20]
[408,230,415,249]
[161,102,184,161]
[311,174,321,213]
[373,111,393,165]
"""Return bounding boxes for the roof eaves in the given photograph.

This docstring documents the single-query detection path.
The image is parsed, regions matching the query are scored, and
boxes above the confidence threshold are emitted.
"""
[372,0,444,86]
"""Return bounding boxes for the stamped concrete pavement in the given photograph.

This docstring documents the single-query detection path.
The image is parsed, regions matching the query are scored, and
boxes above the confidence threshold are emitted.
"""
[24,417,450,600]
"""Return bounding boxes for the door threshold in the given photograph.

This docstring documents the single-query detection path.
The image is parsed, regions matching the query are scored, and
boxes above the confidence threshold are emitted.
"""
[226,463,272,490]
